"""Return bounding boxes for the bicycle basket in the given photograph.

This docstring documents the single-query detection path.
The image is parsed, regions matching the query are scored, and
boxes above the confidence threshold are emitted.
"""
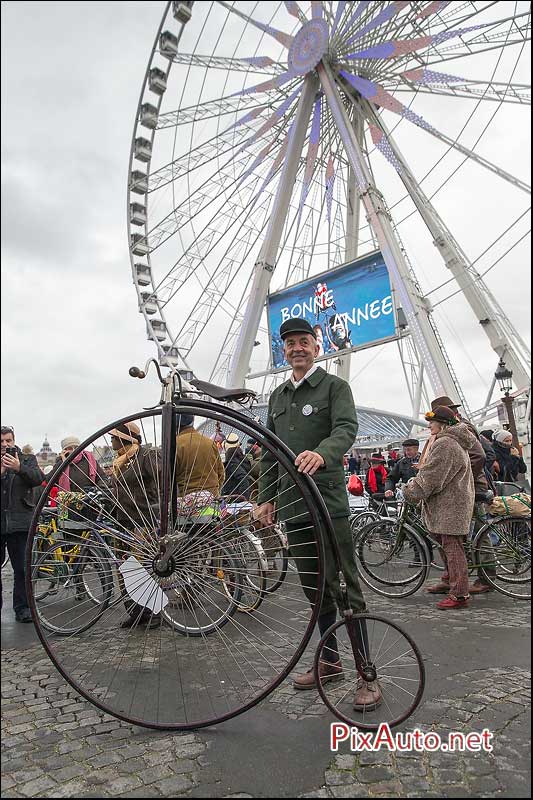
[488,493,531,518]
[56,490,101,529]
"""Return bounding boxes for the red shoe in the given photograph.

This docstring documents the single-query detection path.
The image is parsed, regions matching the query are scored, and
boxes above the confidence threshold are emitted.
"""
[436,596,469,610]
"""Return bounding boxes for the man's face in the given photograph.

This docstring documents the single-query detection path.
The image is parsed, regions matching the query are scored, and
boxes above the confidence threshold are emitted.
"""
[314,327,324,346]
[1,432,15,454]
[404,445,419,459]
[283,333,319,372]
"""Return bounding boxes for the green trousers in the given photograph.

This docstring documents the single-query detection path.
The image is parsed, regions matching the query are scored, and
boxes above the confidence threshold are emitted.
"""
[285,517,366,616]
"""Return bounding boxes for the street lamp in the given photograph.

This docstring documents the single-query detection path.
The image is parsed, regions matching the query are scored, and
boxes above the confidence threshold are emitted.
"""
[495,358,519,448]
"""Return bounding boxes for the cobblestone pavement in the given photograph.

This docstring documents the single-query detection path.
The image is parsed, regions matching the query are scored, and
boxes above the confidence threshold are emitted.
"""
[1,568,530,798]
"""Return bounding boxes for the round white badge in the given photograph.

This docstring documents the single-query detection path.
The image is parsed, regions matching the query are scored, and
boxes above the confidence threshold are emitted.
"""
[302,404,313,416]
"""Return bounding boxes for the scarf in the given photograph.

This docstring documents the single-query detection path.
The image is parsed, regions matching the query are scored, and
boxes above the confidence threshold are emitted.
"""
[112,442,140,477]
[367,465,387,494]
[418,434,436,467]
[57,451,98,492]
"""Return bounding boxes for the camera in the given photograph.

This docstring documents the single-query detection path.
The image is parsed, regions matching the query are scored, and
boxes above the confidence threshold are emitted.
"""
[5,447,18,457]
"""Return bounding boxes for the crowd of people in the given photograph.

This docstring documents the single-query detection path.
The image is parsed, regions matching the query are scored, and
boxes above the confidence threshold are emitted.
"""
[1,316,530,712]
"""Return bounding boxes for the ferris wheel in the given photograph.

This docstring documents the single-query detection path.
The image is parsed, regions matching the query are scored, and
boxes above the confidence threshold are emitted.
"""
[127,0,531,416]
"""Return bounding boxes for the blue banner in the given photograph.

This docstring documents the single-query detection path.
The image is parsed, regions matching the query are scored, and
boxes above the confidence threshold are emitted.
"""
[267,251,396,369]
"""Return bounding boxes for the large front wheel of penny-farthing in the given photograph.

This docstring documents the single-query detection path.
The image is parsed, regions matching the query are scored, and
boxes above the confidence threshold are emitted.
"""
[314,615,425,730]
[26,403,327,730]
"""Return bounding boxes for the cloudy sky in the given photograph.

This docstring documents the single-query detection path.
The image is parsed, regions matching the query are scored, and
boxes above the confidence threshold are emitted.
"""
[1,1,530,453]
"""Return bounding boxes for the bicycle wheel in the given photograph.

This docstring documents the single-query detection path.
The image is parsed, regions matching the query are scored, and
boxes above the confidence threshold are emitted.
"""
[223,528,267,613]
[162,538,244,631]
[315,614,425,730]
[355,519,429,598]
[27,402,327,730]
[473,515,531,599]
[31,540,113,635]
[262,523,289,594]
[350,510,380,537]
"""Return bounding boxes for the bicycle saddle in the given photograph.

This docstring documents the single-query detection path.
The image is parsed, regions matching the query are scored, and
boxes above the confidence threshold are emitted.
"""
[189,379,256,403]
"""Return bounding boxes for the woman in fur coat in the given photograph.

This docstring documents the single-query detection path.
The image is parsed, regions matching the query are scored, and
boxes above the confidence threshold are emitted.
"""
[402,405,476,609]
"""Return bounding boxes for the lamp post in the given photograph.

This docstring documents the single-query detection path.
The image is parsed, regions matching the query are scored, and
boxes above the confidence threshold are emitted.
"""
[494,358,519,448]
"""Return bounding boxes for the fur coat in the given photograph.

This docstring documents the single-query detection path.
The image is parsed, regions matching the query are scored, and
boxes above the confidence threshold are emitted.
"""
[402,423,476,537]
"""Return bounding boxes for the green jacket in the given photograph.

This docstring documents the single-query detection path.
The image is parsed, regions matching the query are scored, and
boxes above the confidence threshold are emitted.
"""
[257,367,358,521]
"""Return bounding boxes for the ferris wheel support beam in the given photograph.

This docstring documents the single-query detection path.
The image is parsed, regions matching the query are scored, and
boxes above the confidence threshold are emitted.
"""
[336,102,363,383]
[318,61,460,400]
[362,100,531,392]
[229,74,319,387]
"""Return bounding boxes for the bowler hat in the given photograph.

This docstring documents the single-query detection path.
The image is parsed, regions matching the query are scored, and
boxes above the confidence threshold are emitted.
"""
[279,318,317,340]
[370,452,386,463]
[425,406,457,425]
[431,395,460,410]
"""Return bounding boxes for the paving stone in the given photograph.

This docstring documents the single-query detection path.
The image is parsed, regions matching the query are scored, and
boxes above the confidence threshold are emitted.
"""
[357,766,396,784]
[325,770,354,786]
[153,774,194,794]
[17,776,57,797]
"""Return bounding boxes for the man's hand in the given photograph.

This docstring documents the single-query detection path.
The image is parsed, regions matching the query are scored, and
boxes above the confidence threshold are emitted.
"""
[411,462,421,470]
[384,490,394,498]
[294,450,325,476]
[254,502,275,527]
[2,453,20,473]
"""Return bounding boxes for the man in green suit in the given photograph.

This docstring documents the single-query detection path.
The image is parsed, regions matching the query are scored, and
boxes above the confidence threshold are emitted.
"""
[256,318,381,710]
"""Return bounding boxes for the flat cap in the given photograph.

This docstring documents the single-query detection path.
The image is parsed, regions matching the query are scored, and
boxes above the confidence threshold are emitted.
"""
[279,318,317,340]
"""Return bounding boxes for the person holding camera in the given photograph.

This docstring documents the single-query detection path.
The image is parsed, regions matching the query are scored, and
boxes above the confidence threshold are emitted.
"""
[1,425,44,622]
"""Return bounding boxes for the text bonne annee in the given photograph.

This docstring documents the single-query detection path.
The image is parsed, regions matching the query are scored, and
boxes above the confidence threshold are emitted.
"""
[280,294,393,326]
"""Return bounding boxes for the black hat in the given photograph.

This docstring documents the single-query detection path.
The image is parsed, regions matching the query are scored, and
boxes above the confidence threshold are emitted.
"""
[480,429,494,441]
[431,395,461,411]
[279,318,317,340]
[402,439,419,447]
[425,406,458,425]
[370,452,386,463]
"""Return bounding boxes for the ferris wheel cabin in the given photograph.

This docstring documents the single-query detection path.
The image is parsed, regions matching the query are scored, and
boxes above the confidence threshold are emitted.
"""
[134,137,152,163]
[134,263,151,287]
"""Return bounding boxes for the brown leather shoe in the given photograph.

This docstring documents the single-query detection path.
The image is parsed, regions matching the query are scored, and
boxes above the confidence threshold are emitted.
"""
[293,660,343,691]
[469,580,493,594]
[353,679,383,712]
[425,581,450,594]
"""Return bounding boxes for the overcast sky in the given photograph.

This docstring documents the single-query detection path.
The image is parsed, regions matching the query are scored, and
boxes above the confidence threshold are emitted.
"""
[1,1,531,453]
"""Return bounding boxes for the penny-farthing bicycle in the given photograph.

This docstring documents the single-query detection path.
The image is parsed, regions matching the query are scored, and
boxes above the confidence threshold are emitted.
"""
[27,361,424,731]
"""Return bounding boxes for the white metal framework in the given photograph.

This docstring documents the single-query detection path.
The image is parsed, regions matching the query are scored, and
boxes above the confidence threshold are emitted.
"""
[127,1,531,431]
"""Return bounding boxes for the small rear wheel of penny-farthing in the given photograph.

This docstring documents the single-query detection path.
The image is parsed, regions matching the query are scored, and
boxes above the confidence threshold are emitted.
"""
[314,614,425,730]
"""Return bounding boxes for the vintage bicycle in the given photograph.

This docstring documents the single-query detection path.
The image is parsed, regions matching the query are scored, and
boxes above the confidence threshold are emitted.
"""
[27,360,425,731]
[354,495,531,600]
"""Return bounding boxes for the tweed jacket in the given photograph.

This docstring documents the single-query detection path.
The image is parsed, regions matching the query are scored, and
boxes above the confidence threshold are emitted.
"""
[402,423,476,537]
[176,427,225,497]
[257,367,358,521]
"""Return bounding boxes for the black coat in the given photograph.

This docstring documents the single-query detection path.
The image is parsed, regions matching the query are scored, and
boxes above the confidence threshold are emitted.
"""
[222,449,251,499]
[385,455,420,493]
[1,449,44,534]
[51,454,108,491]
[493,442,527,483]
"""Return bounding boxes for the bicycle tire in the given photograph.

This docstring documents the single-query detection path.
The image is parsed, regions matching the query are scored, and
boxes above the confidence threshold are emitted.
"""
[472,515,531,599]
[355,519,430,598]
[31,540,113,635]
[350,510,380,537]
[263,524,289,595]
[26,402,328,731]
[314,614,425,730]
[226,529,268,613]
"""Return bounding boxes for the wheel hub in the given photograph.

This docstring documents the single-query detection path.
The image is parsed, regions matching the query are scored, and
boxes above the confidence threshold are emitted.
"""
[361,663,377,683]
[153,554,176,577]
[288,19,329,75]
